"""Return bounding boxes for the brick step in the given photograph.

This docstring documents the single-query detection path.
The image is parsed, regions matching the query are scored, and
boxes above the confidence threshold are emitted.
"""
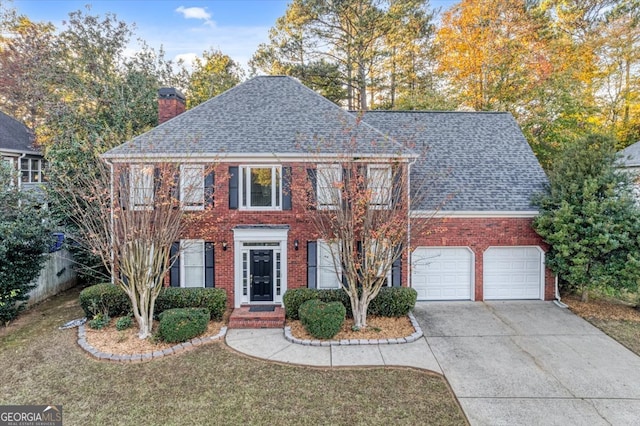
[228,306,285,329]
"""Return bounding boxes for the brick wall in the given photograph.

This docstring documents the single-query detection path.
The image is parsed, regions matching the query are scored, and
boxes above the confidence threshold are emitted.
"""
[410,216,554,300]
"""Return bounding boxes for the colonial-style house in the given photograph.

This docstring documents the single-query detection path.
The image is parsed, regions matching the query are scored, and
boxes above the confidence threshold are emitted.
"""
[102,76,554,324]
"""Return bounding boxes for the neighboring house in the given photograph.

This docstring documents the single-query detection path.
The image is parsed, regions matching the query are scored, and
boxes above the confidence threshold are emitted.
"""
[618,141,640,196]
[0,110,46,192]
[102,76,555,310]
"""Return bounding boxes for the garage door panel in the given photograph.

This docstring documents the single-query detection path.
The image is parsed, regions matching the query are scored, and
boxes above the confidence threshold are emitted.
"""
[412,247,473,301]
[484,247,542,300]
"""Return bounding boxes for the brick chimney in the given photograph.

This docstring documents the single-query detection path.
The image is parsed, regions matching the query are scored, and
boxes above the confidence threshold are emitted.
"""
[158,87,186,124]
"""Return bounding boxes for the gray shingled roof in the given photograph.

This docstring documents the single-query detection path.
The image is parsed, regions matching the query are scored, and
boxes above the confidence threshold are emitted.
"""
[361,111,548,212]
[0,110,38,154]
[618,141,640,167]
[103,76,411,158]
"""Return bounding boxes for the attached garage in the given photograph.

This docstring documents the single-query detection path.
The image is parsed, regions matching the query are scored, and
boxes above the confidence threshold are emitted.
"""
[411,247,473,300]
[483,246,543,300]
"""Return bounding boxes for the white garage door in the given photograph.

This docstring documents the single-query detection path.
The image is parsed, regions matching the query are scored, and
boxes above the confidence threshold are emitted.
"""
[412,247,473,300]
[484,247,543,300]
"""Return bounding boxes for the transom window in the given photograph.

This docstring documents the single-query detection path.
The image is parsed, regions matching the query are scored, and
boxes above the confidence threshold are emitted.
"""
[316,164,342,209]
[368,165,392,208]
[240,165,281,209]
[130,164,154,210]
[20,158,44,184]
[180,164,204,210]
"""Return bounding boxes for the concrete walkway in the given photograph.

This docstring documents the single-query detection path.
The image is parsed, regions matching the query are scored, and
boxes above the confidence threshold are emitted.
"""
[227,302,640,425]
[226,328,442,372]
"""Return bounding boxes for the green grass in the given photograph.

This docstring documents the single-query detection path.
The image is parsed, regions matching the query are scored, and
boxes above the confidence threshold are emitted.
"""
[0,287,467,426]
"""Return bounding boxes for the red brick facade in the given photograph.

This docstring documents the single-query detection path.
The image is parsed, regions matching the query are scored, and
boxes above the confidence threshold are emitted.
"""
[410,216,554,300]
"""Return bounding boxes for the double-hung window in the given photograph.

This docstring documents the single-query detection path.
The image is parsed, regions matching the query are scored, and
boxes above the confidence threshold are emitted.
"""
[180,164,205,210]
[240,165,281,209]
[316,164,341,209]
[318,240,342,289]
[368,164,392,208]
[130,164,154,210]
[181,240,205,288]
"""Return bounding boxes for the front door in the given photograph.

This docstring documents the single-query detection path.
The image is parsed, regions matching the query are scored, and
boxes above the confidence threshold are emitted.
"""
[250,250,273,302]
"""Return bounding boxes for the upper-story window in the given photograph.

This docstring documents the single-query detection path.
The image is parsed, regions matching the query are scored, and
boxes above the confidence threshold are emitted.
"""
[180,164,205,210]
[21,158,44,184]
[130,164,154,210]
[316,164,342,210]
[240,165,281,210]
[368,164,392,208]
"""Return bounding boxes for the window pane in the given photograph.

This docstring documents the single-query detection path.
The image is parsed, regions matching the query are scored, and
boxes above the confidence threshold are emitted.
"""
[250,168,273,207]
[317,165,341,208]
[131,165,154,207]
[369,166,391,206]
[181,165,204,208]
[183,241,204,288]
[318,241,341,289]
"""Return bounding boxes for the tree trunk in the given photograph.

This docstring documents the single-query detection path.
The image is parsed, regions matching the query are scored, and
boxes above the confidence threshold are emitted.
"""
[581,287,589,303]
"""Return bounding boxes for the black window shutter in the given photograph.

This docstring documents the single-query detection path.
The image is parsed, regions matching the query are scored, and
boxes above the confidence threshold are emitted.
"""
[205,171,214,207]
[282,166,292,210]
[153,166,161,206]
[342,167,349,210]
[392,256,402,287]
[306,168,317,209]
[170,242,180,287]
[205,242,214,288]
[229,166,239,209]
[119,165,129,209]
[307,241,317,289]
[392,165,402,209]
[172,167,180,204]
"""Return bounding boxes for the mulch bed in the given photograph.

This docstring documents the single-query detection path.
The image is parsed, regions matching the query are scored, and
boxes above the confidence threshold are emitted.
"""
[563,295,640,322]
[287,315,415,341]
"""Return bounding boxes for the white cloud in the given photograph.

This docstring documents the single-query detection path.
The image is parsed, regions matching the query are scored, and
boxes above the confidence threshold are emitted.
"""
[174,52,198,69]
[175,6,215,27]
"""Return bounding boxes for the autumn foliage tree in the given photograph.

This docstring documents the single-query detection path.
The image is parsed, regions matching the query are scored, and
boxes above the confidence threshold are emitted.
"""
[55,159,212,338]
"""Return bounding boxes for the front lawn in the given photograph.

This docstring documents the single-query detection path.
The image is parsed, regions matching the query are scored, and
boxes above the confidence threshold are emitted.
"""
[0,287,467,426]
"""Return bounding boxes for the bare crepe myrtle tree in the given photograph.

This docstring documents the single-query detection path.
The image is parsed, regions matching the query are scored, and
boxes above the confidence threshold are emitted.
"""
[55,158,216,339]
[293,122,434,329]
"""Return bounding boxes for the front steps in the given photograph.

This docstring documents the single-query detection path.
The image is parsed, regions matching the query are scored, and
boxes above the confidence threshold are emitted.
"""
[228,306,285,329]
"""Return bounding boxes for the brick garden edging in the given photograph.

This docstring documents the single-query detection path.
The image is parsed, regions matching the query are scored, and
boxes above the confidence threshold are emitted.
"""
[283,312,423,346]
[77,325,227,362]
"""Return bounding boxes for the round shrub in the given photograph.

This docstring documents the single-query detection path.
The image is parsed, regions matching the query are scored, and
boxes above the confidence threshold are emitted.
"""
[299,299,346,340]
[115,316,133,331]
[283,288,321,320]
[157,307,210,343]
[79,283,131,318]
[368,287,417,317]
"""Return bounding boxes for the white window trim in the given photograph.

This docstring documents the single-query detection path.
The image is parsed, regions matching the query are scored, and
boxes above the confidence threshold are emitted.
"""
[368,164,392,209]
[130,164,154,210]
[316,164,342,210]
[180,164,205,211]
[318,239,342,289]
[180,239,205,288]
[239,165,282,211]
[20,157,44,184]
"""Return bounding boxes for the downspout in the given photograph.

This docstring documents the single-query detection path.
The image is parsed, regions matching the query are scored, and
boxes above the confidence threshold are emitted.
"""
[407,156,417,290]
[554,274,568,308]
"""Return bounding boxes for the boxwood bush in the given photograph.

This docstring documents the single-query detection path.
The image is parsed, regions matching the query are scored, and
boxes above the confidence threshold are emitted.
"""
[155,288,226,321]
[298,299,345,339]
[79,283,131,318]
[157,308,210,343]
[79,284,227,321]
[284,287,417,319]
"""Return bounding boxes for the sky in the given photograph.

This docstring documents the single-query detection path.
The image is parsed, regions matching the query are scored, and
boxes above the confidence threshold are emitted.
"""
[11,0,457,70]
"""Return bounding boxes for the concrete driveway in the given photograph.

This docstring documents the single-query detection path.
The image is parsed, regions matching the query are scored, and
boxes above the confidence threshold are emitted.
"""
[413,301,640,426]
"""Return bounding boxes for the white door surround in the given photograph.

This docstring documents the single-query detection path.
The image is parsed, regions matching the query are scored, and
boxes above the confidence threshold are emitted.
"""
[232,225,289,308]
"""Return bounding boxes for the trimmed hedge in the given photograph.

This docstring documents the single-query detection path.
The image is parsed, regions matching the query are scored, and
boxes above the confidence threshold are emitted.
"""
[79,283,130,318]
[299,299,345,339]
[284,287,417,319]
[79,284,226,321]
[155,288,226,321]
[157,308,210,343]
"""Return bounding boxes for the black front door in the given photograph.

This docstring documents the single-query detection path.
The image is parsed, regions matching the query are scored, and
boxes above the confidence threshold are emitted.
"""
[250,250,273,302]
